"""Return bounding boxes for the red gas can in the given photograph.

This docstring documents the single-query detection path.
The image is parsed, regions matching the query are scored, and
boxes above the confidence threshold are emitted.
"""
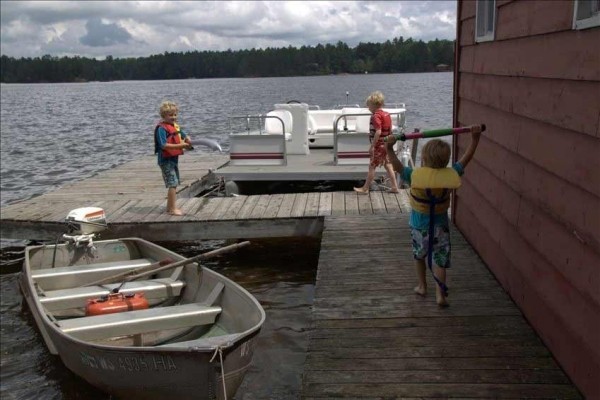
[85,292,149,316]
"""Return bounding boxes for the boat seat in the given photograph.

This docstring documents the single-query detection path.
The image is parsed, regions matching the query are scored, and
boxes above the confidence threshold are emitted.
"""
[40,278,186,312]
[265,110,293,140]
[58,303,222,341]
[32,258,156,291]
[355,114,371,133]
[309,109,339,133]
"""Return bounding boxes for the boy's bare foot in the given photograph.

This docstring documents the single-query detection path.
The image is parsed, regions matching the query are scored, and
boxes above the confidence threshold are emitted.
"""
[353,187,369,194]
[414,286,427,296]
[390,188,400,193]
[436,290,449,307]
[168,209,184,216]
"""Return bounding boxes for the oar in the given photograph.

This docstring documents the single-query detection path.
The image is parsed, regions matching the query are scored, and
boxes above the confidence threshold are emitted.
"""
[385,124,486,142]
[80,241,250,288]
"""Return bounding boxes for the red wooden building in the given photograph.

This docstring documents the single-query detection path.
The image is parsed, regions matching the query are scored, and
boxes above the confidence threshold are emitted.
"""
[453,0,600,398]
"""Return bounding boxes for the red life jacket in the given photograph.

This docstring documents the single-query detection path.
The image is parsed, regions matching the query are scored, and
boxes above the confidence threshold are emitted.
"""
[369,109,392,141]
[154,122,183,158]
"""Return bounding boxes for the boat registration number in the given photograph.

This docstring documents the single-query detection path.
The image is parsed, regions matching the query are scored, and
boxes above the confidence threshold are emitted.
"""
[80,352,177,372]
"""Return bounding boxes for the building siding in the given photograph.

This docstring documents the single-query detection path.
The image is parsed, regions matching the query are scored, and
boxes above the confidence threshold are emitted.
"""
[454,1,600,398]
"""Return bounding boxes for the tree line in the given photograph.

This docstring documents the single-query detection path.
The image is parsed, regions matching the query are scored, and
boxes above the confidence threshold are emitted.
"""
[0,37,454,83]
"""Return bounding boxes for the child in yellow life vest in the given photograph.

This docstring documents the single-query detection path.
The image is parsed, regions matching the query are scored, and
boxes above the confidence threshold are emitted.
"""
[386,129,481,306]
[155,101,192,216]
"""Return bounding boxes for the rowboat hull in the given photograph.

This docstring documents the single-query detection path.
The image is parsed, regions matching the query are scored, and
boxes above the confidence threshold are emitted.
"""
[20,237,265,399]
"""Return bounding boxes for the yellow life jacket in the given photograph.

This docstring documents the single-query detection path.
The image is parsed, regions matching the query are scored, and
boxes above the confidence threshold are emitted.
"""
[409,167,461,214]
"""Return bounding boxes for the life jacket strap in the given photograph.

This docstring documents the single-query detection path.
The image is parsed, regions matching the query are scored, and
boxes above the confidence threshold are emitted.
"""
[424,188,449,296]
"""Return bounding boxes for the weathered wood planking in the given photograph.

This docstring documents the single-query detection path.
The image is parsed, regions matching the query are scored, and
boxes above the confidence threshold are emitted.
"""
[1,148,418,242]
[0,154,227,220]
[301,214,582,399]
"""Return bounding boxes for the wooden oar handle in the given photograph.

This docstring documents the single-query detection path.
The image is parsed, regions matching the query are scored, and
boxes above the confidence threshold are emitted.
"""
[80,241,251,287]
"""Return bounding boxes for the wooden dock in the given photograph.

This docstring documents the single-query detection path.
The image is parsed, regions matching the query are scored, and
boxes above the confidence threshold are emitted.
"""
[302,214,581,399]
[0,154,411,241]
[0,155,583,397]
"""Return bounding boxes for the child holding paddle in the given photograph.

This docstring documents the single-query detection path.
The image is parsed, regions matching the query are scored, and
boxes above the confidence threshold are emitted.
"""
[385,126,482,306]
[154,101,192,216]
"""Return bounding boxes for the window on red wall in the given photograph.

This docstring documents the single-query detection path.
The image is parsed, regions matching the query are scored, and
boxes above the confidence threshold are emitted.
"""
[475,0,496,42]
[573,0,600,30]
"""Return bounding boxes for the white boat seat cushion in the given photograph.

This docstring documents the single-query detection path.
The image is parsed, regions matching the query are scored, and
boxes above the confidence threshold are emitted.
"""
[265,110,293,140]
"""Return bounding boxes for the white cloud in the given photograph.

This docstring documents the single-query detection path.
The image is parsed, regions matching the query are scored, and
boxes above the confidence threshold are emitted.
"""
[0,0,456,59]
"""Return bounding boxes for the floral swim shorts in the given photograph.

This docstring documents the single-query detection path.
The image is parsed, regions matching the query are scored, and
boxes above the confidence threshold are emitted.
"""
[410,225,451,268]
[160,162,180,188]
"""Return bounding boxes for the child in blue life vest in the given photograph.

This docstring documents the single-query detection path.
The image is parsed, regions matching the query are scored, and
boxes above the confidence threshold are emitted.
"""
[155,101,192,216]
[385,129,481,306]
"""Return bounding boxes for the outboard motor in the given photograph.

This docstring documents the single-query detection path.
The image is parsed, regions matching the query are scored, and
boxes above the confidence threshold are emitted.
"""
[65,207,108,235]
[62,207,108,249]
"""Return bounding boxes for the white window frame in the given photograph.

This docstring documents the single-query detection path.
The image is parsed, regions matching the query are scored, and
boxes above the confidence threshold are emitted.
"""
[573,0,600,30]
[475,0,496,43]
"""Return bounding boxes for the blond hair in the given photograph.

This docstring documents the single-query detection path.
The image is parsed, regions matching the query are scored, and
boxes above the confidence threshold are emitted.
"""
[421,139,451,168]
[366,91,385,108]
[159,101,178,118]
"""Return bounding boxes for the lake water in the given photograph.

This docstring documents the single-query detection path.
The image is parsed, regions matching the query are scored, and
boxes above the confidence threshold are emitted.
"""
[0,72,453,399]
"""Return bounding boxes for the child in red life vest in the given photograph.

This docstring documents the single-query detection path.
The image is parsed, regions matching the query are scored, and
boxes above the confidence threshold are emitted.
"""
[354,91,400,194]
[155,101,192,216]
[385,129,481,307]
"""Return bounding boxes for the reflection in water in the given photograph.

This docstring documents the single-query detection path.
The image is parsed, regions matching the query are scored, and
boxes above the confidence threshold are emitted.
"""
[0,237,318,399]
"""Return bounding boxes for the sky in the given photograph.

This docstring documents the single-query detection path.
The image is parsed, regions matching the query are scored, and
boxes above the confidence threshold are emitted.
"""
[0,1,457,60]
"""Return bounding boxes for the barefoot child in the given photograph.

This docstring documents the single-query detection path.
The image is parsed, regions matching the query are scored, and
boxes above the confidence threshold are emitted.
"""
[154,101,192,216]
[353,91,399,194]
[386,128,481,306]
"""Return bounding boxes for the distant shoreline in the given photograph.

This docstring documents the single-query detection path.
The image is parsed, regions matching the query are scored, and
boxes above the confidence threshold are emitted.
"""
[0,70,453,85]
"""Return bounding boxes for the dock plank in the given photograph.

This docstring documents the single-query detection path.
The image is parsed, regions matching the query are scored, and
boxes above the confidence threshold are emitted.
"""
[210,197,236,220]
[221,195,249,220]
[140,201,168,222]
[115,199,162,223]
[369,191,387,214]
[104,199,140,222]
[318,192,332,216]
[263,194,285,219]
[194,197,221,220]
[357,193,373,214]
[396,189,411,212]
[248,195,271,219]
[381,191,401,213]
[344,192,359,215]
[236,195,261,219]
[304,193,321,217]
[291,193,309,217]
[178,198,207,221]
[154,198,188,222]
[276,194,297,218]
[331,192,346,216]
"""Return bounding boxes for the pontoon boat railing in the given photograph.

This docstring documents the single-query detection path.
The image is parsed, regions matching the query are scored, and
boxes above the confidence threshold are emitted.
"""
[332,111,412,166]
[229,114,286,136]
[229,114,288,165]
[333,103,362,109]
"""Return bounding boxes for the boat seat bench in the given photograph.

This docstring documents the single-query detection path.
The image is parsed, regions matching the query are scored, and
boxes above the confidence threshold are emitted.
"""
[58,304,222,341]
[40,278,185,311]
[32,258,156,290]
